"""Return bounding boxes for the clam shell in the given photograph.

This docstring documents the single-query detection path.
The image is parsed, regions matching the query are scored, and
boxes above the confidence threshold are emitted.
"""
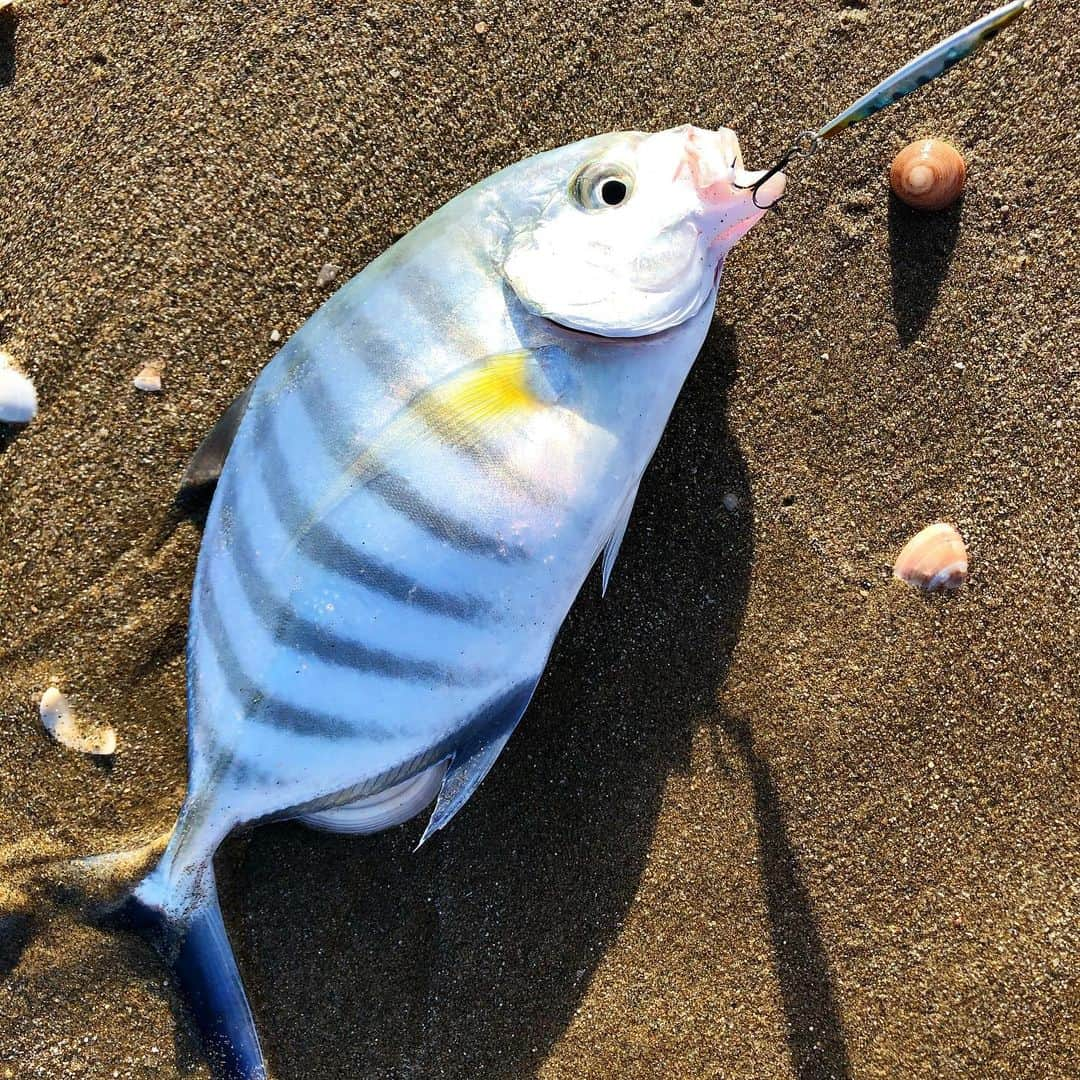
[890,140,966,211]
[0,352,37,423]
[40,686,117,756]
[132,364,163,393]
[893,523,968,591]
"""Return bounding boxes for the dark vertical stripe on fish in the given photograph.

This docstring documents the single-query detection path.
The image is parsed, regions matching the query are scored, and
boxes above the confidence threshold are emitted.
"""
[195,581,393,741]
[296,347,530,561]
[246,402,494,623]
[215,470,493,687]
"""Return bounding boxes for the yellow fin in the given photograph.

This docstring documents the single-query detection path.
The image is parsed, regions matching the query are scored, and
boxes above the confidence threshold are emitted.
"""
[409,350,542,452]
[296,350,557,545]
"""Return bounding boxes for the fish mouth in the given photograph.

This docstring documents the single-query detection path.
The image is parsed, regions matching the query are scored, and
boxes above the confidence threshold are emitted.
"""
[711,168,786,248]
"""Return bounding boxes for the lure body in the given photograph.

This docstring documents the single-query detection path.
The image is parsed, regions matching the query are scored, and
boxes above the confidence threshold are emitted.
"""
[816,0,1032,140]
[130,125,780,1078]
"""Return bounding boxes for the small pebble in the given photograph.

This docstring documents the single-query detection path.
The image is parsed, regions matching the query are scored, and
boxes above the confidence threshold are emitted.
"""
[474,21,489,34]
[40,686,117,756]
[132,364,162,393]
[316,262,341,288]
[722,492,740,513]
[0,351,38,423]
[269,328,282,344]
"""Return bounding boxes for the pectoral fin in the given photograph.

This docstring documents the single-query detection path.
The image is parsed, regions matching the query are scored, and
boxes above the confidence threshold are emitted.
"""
[601,480,640,597]
[416,675,542,848]
[180,385,253,499]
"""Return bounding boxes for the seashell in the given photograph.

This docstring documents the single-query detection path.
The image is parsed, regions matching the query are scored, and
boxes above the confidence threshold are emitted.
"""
[0,1,14,14]
[40,686,117,756]
[893,522,968,591]
[132,364,163,393]
[890,139,966,211]
[315,262,341,288]
[0,352,37,423]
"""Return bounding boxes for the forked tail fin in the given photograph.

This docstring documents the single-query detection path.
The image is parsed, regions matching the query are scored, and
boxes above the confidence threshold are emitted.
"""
[123,869,266,1080]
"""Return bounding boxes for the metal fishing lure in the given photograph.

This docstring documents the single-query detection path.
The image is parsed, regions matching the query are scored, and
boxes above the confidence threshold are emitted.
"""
[739,0,1033,206]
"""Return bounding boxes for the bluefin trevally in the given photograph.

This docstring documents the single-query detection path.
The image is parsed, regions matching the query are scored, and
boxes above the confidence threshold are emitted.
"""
[119,125,784,1080]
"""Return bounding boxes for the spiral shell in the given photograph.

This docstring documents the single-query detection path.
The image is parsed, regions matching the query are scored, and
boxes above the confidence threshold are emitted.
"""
[893,523,968,592]
[890,140,966,211]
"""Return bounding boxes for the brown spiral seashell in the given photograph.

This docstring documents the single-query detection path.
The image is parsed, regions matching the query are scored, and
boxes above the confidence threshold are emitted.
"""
[893,523,968,592]
[889,140,966,211]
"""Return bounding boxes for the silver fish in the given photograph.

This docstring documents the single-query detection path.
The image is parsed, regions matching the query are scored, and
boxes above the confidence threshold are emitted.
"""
[121,124,783,1079]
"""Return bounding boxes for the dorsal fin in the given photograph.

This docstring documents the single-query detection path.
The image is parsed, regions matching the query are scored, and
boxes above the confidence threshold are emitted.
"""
[601,480,640,597]
[416,675,542,848]
[179,386,253,501]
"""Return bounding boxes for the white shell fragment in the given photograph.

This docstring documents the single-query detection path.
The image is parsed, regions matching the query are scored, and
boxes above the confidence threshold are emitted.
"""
[132,364,163,393]
[893,522,969,592]
[0,352,38,423]
[40,686,117,756]
[316,262,341,288]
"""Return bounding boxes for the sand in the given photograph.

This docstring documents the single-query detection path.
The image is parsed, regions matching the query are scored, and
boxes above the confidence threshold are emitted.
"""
[0,1,1076,1077]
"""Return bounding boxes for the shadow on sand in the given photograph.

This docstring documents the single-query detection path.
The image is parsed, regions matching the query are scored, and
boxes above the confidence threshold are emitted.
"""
[889,193,962,346]
[0,6,15,89]
[719,715,851,1080]
[155,324,849,1079]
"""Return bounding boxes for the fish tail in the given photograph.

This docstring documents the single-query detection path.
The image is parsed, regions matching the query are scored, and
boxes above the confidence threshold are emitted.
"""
[123,864,266,1080]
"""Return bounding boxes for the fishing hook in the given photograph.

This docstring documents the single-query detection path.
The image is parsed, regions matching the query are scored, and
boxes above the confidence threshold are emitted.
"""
[734,130,821,209]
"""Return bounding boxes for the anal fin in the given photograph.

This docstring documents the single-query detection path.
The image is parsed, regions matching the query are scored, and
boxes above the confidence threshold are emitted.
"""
[416,675,542,848]
[601,480,640,597]
[298,762,447,835]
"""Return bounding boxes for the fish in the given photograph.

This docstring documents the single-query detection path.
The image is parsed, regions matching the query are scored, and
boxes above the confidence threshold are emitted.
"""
[115,124,784,1079]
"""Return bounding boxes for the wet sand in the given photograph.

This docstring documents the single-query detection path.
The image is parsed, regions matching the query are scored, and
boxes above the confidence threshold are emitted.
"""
[0,1,1076,1077]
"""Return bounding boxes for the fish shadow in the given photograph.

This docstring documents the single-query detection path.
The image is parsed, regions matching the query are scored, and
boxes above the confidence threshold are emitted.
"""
[888,193,962,346]
[0,914,32,981]
[717,715,851,1080]
[219,323,847,1078]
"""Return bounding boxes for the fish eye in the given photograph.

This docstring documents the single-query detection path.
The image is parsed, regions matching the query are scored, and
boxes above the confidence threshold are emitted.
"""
[570,162,635,211]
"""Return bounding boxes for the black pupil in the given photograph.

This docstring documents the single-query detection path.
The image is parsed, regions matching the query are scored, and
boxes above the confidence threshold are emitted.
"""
[600,178,627,206]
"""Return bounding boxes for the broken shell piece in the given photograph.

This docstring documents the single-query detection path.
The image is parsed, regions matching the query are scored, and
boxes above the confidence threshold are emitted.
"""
[893,523,968,592]
[132,364,162,393]
[0,1,13,14]
[316,262,341,288]
[0,352,37,423]
[40,687,117,756]
[890,139,966,211]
